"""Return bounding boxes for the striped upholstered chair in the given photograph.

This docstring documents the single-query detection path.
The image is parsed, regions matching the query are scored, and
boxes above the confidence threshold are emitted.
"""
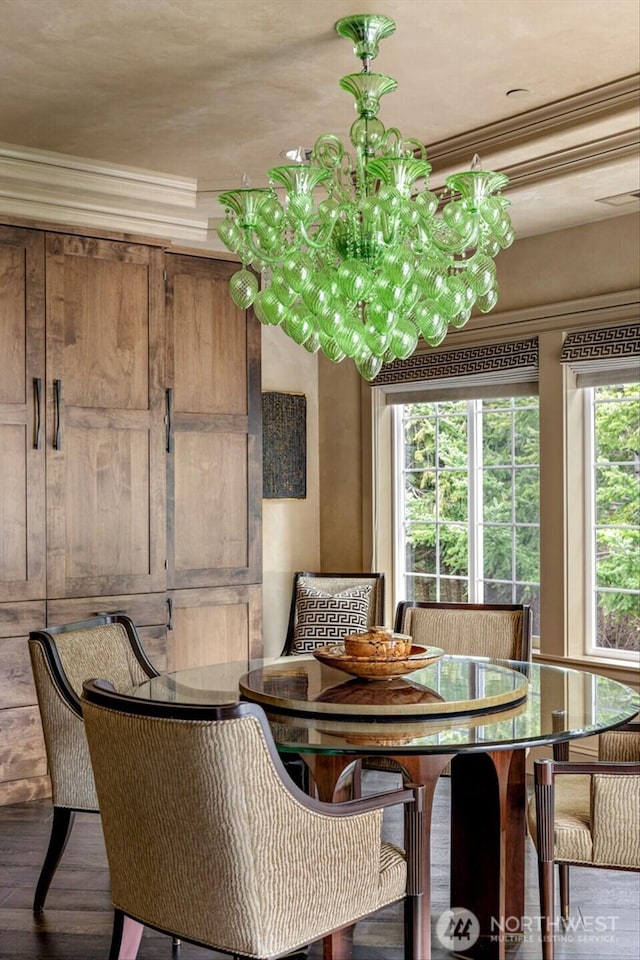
[81,679,426,960]
[529,719,640,959]
[28,615,158,913]
[394,600,532,662]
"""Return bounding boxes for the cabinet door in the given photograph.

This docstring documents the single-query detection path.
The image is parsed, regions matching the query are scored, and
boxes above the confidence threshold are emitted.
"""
[0,600,48,805]
[167,585,262,670]
[0,226,45,602]
[165,255,262,590]
[45,235,166,598]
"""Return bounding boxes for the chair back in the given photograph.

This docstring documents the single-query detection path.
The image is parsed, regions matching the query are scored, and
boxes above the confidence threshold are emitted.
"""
[394,601,532,662]
[283,571,385,655]
[28,615,156,809]
[81,681,390,958]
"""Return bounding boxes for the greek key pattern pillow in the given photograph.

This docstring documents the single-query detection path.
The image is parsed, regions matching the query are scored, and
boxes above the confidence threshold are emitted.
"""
[292,583,373,655]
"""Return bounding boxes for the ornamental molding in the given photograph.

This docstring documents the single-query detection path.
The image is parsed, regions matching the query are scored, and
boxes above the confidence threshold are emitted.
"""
[561,322,640,362]
[427,75,640,177]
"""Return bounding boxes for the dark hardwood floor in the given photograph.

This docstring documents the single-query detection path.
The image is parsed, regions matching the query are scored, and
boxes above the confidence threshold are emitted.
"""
[0,775,637,959]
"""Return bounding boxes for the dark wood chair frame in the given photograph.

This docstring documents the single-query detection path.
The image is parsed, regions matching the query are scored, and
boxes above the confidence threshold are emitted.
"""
[82,678,426,960]
[534,718,640,960]
[281,571,385,656]
[393,599,533,663]
[29,614,158,914]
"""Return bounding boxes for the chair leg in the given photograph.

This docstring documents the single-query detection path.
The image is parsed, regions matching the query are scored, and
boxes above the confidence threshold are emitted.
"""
[109,909,144,960]
[404,893,424,960]
[33,806,76,913]
[558,864,570,922]
[538,860,555,960]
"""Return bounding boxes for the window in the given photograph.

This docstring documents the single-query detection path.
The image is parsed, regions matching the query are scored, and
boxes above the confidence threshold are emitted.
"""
[396,395,540,635]
[585,382,640,657]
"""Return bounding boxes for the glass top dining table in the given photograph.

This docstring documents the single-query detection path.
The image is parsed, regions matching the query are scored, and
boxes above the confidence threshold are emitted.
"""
[132,655,639,960]
[131,654,639,757]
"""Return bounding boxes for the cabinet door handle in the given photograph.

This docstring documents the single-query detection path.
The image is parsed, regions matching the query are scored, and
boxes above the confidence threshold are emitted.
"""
[33,378,42,449]
[53,379,62,450]
[166,597,173,631]
[165,388,173,453]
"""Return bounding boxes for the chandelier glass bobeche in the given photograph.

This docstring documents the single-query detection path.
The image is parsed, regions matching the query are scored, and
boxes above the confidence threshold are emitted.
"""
[218,13,514,381]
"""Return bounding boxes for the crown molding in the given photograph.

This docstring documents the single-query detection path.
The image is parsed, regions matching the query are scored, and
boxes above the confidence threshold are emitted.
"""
[0,141,211,242]
[426,75,640,173]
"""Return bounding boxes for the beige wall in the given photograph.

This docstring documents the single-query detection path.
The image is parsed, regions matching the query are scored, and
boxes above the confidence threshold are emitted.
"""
[261,325,320,656]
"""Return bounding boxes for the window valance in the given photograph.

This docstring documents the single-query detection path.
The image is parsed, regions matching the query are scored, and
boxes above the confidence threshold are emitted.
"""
[374,337,539,403]
[561,323,639,386]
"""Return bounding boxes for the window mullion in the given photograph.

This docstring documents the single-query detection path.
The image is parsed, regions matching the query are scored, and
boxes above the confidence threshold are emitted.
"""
[469,399,483,602]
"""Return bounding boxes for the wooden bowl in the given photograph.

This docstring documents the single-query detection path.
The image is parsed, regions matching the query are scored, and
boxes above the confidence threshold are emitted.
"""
[344,626,412,660]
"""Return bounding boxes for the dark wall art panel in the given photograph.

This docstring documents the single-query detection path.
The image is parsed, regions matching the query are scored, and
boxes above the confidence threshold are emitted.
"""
[262,391,307,499]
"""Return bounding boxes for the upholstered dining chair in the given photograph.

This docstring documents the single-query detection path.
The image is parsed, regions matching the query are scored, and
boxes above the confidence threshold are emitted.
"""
[81,678,426,960]
[394,600,532,662]
[529,719,640,959]
[282,571,385,656]
[28,615,159,914]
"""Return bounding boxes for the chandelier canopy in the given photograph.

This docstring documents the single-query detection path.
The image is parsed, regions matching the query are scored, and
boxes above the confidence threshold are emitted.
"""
[218,13,514,381]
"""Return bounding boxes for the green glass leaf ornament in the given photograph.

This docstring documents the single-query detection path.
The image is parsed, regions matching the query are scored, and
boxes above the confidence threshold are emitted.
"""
[337,259,373,302]
[441,275,466,318]
[283,251,314,293]
[259,196,285,229]
[315,267,340,299]
[413,300,446,342]
[301,278,334,319]
[449,308,472,329]
[455,273,478,316]
[401,280,421,314]
[260,288,287,326]
[481,235,501,258]
[442,200,474,238]
[255,222,280,251]
[356,352,383,381]
[499,224,515,249]
[416,260,447,299]
[287,193,314,223]
[302,331,321,353]
[377,184,403,214]
[479,196,503,228]
[250,256,267,273]
[381,245,415,286]
[284,303,314,345]
[217,218,243,253]
[317,303,344,338]
[334,320,364,357]
[229,269,258,310]
[252,290,267,324]
[367,300,398,334]
[319,333,346,363]
[270,270,298,307]
[374,274,405,310]
[476,284,500,314]
[388,319,418,360]
[414,190,438,220]
[466,254,496,296]
[363,321,388,355]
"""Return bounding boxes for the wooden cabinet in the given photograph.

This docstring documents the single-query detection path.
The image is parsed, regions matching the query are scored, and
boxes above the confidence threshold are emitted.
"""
[0,226,46,604]
[45,234,166,599]
[164,254,262,669]
[0,227,262,803]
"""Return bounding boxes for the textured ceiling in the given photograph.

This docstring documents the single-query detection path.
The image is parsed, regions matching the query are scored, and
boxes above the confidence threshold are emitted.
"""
[0,0,638,237]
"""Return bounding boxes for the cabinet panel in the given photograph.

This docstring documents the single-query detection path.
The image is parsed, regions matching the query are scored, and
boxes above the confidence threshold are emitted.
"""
[168,585,262,670]
[45,234,166,598]
[174,431,248,571]
[165,254,262,590]
[0,227,45,602]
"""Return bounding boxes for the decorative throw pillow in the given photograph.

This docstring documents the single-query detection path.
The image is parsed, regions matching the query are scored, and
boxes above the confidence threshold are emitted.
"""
[292,583,372,654]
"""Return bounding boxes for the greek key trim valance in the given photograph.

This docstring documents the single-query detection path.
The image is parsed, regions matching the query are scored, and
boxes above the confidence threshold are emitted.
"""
[373,337,538,388]
[561,323,639,386]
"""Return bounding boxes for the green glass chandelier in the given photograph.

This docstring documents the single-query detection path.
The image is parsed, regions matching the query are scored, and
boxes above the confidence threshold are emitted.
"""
[217,13,513,381]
